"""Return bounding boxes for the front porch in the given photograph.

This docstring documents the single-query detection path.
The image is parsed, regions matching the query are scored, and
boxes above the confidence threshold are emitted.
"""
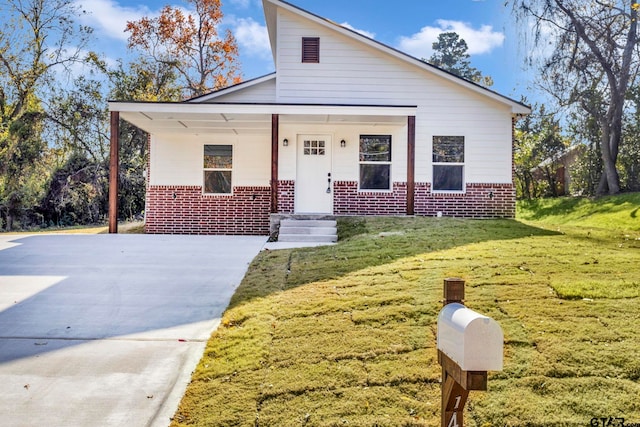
[107,101,417,235]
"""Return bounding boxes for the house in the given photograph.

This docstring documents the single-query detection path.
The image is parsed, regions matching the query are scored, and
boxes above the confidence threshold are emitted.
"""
[107,0,531,236]
[531,144,586,196]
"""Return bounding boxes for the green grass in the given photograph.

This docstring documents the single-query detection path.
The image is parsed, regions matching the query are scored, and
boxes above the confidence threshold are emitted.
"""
[517,192,640,230]
[171,195,640,427]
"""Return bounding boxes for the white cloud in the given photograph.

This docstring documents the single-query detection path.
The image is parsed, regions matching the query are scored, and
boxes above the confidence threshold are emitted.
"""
[398,19,504,59]
[340,22,376,39]
[73,0,155,42]
[234,17,271,60]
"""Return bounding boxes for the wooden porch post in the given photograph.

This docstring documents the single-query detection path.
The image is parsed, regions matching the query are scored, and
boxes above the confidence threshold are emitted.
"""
[407,115,416,215]
[271,114,279,214]
[108,111,120,234]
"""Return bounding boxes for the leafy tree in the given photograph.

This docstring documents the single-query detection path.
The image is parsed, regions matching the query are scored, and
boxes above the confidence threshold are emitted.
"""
[620,85,640,192]
[427,32,494,87]
[515,104,569,198]
[104,56,182,103]
[36,74,111,226]
[46,76,110,162]
[567,108,603,196]
[40,151,107,226]
[125,0,241,98]
[0,0,91,229]
[40,55,184,227]
[511,0,640,195]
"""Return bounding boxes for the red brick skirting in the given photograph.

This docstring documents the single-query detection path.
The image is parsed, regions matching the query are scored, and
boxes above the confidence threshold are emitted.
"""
[334,182,408,215]
[145,186,271,235]
[145,182,515,235]
[334,181,515,218]
[276,180,295,214]
[414,183,515,218]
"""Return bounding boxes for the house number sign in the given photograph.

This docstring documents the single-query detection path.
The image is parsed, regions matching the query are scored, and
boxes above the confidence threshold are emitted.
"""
[447,396,462,427]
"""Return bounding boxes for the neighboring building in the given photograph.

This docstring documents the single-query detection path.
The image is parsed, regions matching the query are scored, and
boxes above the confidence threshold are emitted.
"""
[108,0,531,236]
[531,145,586,196]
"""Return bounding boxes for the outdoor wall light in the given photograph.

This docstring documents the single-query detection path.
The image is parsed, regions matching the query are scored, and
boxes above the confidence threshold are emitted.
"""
[283,138,289,146]
[340,139,346,148]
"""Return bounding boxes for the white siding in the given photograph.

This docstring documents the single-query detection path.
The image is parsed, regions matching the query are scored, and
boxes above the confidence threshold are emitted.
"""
[150,133,271,187]
[278,123,407,184]
[275,9,513,184]
[204,78,277,103]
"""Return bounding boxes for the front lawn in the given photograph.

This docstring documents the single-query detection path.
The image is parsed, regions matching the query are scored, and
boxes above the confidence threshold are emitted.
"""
[171,198,640,426]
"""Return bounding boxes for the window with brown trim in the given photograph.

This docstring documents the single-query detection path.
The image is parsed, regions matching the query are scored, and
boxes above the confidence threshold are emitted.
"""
[302,37,320,63]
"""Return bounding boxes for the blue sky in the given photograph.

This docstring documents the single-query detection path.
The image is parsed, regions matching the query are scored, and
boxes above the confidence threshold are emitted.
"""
[74,0,533,101]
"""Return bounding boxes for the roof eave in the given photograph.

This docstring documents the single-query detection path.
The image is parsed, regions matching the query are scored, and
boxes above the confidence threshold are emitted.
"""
[187,73,277,103]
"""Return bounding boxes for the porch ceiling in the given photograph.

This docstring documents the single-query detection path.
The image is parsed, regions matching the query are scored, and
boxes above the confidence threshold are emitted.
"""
[110,102,415,136]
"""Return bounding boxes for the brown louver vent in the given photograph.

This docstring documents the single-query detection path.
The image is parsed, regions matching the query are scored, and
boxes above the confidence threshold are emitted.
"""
[302,37,320,63]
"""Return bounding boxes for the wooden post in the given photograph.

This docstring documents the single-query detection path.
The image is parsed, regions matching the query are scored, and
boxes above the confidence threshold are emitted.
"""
[442,372,469,427]
[443,278,465,306]
[271,114,279,214]
[407,115,416,215]
[108,111,120,234]
[438,278,500,427]
[440,278,488,427]
[442,278,465,427]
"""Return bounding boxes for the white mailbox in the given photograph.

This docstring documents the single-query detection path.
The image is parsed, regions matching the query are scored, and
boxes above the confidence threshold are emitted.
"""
[437,303,503,371]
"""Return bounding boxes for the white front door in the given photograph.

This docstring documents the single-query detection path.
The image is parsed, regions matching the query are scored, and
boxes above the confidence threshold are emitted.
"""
[295,135,333,213]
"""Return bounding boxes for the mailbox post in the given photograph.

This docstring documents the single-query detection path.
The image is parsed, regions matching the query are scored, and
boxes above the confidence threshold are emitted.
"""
[438,278,503,427]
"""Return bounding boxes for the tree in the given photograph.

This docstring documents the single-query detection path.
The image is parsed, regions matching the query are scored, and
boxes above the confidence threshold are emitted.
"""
[511,0,640,195]
[515,104,569,198]
[619,84,640,192]
[0,0,91,229]
[125,0,241,98]
[427,32,494,87]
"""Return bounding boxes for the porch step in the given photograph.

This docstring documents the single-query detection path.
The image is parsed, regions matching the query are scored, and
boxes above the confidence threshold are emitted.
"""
[278,219,338,243]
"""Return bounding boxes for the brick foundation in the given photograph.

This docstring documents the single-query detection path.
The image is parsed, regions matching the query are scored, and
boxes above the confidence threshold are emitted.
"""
[276,180,295,214]
[414,183,515,218]
[145,185,271,235]
[334,181,515,218]
[334,181,407,215]
[145,181,515,235]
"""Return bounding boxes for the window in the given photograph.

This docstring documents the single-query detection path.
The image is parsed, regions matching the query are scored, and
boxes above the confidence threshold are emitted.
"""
[432,136,464,192]
[303,139,326,156]
[359,135,391,190]
[203,145,232,194]
[302,37,320,63]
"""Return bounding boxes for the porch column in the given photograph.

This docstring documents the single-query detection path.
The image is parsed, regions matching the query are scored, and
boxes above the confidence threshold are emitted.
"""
[108,111,120,234]
[407,115,416,215]
[271,114,279,213]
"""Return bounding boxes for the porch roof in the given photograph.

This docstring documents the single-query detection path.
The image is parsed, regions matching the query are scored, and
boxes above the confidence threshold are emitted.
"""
[108,101,417,136]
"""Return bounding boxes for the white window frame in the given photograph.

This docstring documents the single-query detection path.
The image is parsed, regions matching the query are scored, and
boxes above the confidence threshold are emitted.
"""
[432,136,465,193]
[203,144,233,195]
[359,134,392,192]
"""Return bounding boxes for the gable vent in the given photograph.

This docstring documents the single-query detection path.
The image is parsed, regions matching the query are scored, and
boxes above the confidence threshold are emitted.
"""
[302,37,320,63]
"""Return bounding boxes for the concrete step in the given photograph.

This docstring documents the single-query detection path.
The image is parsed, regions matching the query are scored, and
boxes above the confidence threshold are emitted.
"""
[280,219,337,228]
[276,217,338,243]
[279,226,337,235]
[278,234,338,243]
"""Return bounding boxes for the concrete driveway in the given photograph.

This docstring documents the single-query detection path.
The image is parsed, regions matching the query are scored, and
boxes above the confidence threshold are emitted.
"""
[0,233,266,427]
